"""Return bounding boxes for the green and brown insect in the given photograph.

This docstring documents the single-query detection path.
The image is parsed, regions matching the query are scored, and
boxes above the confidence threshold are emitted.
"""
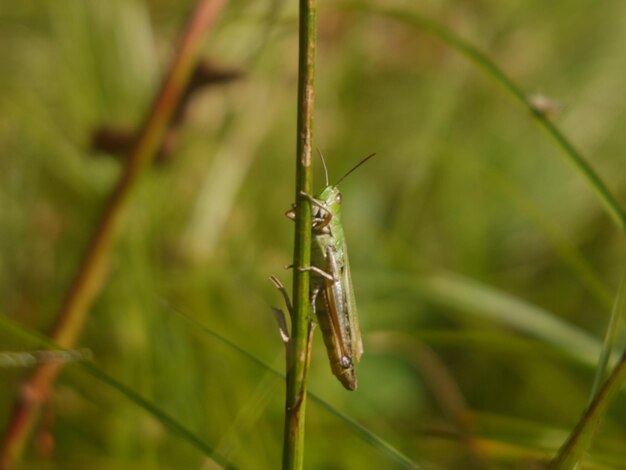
[274,152,375,390]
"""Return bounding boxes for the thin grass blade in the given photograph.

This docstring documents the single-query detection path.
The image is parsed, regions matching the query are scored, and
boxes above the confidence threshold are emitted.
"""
[0,314,231,469]
[339,2,626,234]
[157,299,421,469]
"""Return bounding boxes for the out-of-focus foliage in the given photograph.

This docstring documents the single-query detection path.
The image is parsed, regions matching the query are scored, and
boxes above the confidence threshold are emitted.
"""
[2,0,626,468]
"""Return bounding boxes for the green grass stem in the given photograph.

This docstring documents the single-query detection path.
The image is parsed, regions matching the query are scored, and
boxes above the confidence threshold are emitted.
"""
[549,348,626,469]
[548,270,626,469]
[283,0,317,468]
[589,269,626,400]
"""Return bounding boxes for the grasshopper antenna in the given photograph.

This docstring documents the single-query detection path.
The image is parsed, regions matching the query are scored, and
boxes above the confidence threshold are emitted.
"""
[335,153,376,187]
[316,147,329,187]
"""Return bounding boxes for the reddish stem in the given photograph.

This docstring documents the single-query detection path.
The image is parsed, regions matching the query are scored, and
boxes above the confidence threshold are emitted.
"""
[0,1,226,467]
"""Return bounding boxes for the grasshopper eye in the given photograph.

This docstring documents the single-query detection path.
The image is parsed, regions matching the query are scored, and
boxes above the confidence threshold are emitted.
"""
[340,356,352,368]
[335,193,342,204]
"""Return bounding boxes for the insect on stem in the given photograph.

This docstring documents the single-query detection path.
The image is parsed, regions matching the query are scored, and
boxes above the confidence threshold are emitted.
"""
[277,151,376,390]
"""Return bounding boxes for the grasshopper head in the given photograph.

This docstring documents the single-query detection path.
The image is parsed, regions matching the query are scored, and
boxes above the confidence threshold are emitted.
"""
[316,185,342,210]
[310,186,342,228]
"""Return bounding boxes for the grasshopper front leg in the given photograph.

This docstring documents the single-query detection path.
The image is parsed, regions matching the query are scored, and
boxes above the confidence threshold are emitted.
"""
[298,191,333,230]
[285,192,334,230]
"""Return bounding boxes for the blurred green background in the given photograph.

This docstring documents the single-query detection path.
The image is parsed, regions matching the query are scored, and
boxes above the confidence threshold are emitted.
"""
[2,0,626,468]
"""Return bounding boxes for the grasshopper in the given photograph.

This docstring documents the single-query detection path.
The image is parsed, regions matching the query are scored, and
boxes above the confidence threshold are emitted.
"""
[274,152,375,391]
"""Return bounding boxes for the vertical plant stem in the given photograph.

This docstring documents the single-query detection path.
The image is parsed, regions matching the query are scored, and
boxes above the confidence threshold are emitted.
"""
[283,0,317,468]
[549,348,626,469]
[549,269,626,469]
[0,1,225,467]
[589,269,626,400]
